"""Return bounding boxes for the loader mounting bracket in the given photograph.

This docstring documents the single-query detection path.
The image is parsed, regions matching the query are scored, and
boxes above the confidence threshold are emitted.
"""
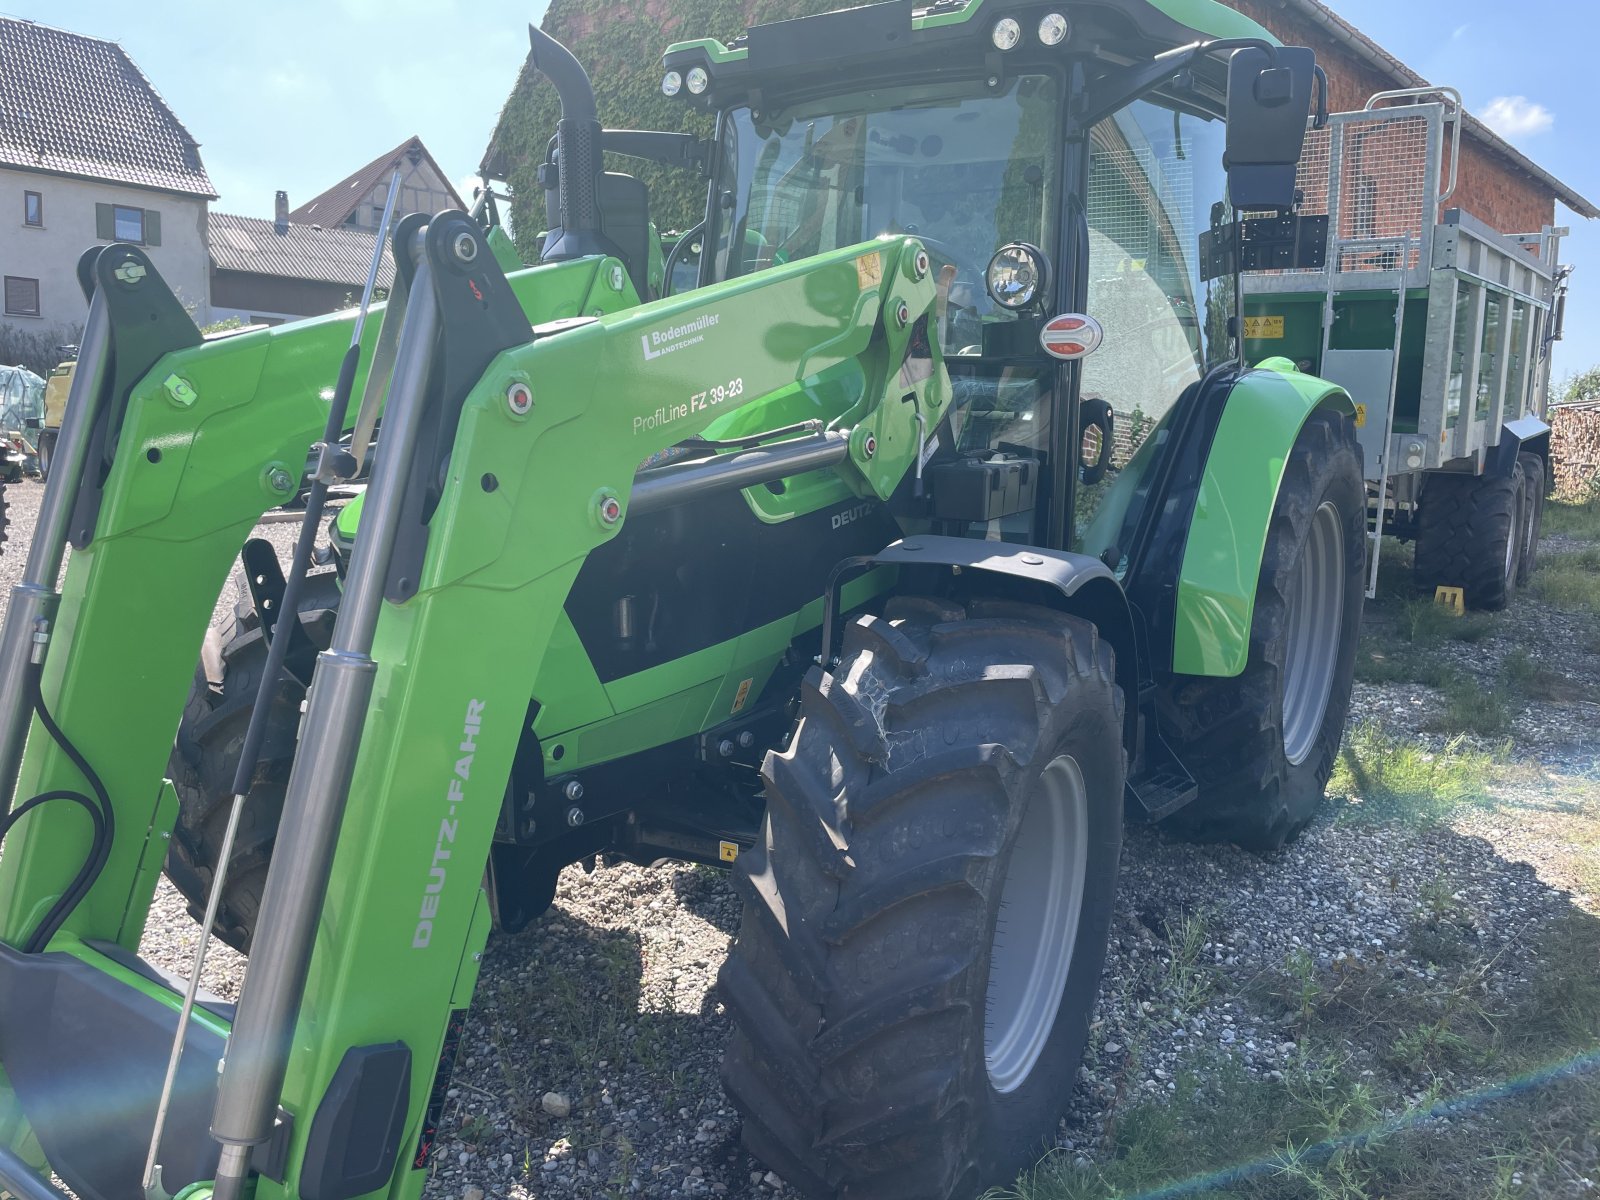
[67,244,201,550]
[384,211,535,603]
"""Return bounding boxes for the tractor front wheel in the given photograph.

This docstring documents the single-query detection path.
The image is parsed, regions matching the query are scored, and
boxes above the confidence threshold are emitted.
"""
[1159,408,1366,852]
[718,596,1125,1200]
[164,573,341,953]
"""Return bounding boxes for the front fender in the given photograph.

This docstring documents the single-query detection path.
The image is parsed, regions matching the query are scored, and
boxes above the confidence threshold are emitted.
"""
[1172,358,1355,677]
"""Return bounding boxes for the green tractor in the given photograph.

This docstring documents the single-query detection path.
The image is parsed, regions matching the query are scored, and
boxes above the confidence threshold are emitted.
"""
[0,3,1361,1199]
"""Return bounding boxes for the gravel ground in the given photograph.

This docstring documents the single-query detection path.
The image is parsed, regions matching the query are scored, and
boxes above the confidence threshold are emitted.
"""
[2,474,1596,1199]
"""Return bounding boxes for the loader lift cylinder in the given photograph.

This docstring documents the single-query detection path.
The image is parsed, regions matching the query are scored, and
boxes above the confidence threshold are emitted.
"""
[207,252,443,1200]
[0,289,112,815]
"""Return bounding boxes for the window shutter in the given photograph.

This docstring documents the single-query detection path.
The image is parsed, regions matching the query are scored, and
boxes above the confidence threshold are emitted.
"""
[144,209,161,247]
[96,203,115,240]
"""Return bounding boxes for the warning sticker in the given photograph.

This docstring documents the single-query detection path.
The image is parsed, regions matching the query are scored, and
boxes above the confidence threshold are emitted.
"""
[1353,403,1368,428]
[855,252,883,290]
[731,677,753,714]
[719,841,740,863]
[1244,315,1285,339]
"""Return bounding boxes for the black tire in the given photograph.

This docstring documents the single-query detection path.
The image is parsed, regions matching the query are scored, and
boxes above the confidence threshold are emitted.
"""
[1414,458,1527,612]
[164,572,342,953]
[1160,409,1366,852]
[1516,452,1545,588]
[719,596,1125,1200]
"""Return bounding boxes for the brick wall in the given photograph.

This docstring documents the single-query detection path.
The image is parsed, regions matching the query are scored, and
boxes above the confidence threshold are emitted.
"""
[1230,0,1556,236]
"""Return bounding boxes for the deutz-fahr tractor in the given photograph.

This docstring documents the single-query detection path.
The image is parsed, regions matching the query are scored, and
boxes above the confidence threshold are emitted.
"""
[0,3,1367,1199]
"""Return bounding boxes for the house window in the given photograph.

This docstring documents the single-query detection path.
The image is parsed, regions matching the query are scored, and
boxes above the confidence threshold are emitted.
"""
[95,202,162,246]
[114,204,144,241]
[24,192,42,227]
[4,276,41,317]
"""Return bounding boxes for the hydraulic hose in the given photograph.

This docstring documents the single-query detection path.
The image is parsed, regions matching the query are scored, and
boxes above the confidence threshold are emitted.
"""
[0,661,116,955]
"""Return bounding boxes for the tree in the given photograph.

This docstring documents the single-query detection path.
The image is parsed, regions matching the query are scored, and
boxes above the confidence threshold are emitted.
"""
[1560,365,1600,406]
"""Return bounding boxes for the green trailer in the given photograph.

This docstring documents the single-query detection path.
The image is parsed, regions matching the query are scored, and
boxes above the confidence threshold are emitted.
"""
[1241,88,1568,609]
[0,4,1390,1199]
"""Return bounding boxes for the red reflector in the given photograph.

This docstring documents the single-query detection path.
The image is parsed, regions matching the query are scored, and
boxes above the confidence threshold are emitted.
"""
[1040,313,1104,361]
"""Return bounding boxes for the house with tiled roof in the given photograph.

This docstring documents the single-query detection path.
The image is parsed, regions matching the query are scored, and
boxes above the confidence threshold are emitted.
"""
[0,16,215,354]
[289,136,463,233]
[207,138,462,325]
[208,206,397,325]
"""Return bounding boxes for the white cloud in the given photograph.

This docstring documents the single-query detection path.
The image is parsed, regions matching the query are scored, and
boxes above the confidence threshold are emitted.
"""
[1451,23,1469,39]
[1482,95,1554,140]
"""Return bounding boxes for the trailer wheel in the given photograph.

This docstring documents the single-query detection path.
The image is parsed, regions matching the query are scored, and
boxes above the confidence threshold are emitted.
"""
[164,573,342,953]
[1515,452,1545,587]
[1413,458,1527,611]
[1160,409,1365,852]
[719,597,1124,1200]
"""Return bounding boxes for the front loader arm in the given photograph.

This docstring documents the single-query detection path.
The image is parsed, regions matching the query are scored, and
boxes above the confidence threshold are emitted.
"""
[0,227,944,1200]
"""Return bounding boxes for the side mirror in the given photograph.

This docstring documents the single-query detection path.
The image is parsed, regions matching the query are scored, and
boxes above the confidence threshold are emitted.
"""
[1224,46,1317,212]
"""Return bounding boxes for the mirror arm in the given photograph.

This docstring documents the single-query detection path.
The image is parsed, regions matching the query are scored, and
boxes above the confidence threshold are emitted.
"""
[1078,37,1278,130]
[1311,66,1330,129]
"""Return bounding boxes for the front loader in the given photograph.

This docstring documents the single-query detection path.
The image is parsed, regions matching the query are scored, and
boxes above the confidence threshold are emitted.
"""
[0,4,1360,1199]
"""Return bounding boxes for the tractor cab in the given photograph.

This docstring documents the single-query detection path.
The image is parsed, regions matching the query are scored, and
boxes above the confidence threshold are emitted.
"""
[644,0,1322,554]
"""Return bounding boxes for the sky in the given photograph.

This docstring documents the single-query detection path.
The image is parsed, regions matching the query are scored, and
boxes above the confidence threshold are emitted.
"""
[5,0,1595,385]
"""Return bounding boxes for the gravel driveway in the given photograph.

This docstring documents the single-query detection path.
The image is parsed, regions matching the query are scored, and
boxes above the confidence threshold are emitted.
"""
[1,476,1596,1200]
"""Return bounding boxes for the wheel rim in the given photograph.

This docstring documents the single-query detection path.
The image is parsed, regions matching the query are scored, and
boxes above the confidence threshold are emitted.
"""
[1504,494,1521,585]
[1281,501,1345,767]
[985,754,1089,1094]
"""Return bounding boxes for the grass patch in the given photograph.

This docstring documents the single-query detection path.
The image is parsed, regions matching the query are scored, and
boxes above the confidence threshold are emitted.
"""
[1532,547,1600,615]
[1329,723,1502,822]
[1542,495,1600,540]
[1400,595,1498,646]
[989,1046,1600,1200]
[1421,671,1514,738]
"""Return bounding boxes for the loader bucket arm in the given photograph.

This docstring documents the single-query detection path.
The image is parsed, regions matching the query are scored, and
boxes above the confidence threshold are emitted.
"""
[0,227,944,1200]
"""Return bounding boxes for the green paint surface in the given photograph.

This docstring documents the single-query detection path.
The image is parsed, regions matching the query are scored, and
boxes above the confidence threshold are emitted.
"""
[1172,361,1353,677]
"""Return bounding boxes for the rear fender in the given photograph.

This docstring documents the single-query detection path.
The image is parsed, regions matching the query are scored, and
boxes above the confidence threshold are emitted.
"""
[1170,358,1355,677]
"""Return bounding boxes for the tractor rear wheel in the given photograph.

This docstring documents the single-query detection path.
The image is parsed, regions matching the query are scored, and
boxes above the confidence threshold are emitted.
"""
[718,597,1125,1200]
[1413,460,1527,611]
[1159,408,1366,852]
[164,572,341,953]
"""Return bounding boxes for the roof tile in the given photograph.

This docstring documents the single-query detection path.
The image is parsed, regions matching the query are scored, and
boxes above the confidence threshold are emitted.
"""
[0,17,216,198]
[208,212,394,290]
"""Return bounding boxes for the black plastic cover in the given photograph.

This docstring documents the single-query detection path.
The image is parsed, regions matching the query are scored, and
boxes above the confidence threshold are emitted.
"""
[299,1042,412,1200]
[929,454,1039,522]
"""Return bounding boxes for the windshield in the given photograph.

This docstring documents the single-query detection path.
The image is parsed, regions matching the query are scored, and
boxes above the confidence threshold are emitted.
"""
[710,75,1061,356]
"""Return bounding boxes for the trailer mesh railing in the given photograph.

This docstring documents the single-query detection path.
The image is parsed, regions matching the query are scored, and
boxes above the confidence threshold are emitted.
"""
[1255,105,1442,279]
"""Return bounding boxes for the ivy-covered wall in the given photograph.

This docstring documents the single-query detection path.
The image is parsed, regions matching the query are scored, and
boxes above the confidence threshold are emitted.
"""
[482,0,840,258]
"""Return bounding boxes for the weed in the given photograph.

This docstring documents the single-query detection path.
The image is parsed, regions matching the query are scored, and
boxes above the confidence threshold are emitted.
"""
[1533,547,1600,615]
[1330,723,1501,822]
[1541,496,1600,541]
[1401,596,1496,646]
[1424,671,1513,738]
[1353,646,1454,687]
[1159,909,1217,1015]
[458,1111,492,1146]
[1283,946,1322,1024]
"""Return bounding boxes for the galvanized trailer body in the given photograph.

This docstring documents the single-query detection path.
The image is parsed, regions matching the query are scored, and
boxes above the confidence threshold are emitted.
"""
[1242,91,1568,590]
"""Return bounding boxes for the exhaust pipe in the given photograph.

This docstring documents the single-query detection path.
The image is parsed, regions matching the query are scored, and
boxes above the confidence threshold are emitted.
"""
[529,25,607,260]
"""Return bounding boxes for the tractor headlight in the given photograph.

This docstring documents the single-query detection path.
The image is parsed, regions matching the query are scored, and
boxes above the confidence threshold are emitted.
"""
[991,17,1021,50]
[686,67,709,94]
[1038,13,1071,46]
[986,243,1049,310]
[662,70,683,97]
